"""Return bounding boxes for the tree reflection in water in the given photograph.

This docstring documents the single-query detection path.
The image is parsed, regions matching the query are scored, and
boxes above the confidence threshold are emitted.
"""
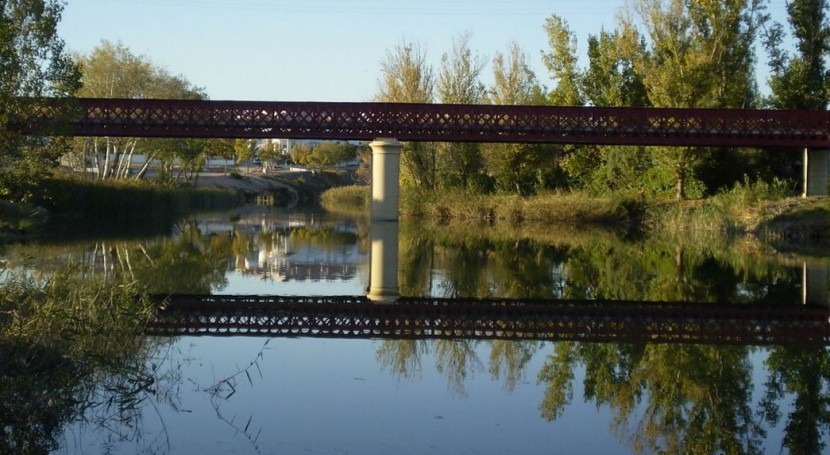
[0,211,827,453]
[537,342,764,454]
[762,345,830,455]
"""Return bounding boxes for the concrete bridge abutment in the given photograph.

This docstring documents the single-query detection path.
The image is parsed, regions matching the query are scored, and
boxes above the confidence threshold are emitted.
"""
[803,148,829,197]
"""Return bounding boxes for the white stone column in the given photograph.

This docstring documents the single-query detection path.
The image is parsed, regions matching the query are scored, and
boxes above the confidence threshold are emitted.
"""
[370,138,402,221]
[367,221,400,303]
[803,148,829,197]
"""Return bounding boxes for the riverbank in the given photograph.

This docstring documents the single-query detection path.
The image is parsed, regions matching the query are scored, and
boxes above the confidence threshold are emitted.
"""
[320,185,830,244]
[193,169,351,206]
[0,169,356,242]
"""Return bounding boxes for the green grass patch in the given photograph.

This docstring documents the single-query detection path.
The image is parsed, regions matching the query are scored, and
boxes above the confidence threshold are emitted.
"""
[320,185,370,216]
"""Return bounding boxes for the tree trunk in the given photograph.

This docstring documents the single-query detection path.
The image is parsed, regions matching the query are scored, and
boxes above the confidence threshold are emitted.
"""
[675,167,686,200]
[135,152,155,180]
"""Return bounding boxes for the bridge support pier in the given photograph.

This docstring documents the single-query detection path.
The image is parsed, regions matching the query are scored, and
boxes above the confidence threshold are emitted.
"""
[803,262,829,306]
[370,138,402,221]
[803,148,829,197]
[367,221,400,303]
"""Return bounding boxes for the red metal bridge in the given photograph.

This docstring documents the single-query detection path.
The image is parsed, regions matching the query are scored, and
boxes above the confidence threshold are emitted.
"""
[146,294,830,345]
[22,97,830,147]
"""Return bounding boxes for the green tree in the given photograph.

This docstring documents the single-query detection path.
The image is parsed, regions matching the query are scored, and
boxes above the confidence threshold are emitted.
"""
[766,0,830,110]
[0,0,81,202]
[762,345,830,455]
[376,41,437,190]
[538,342,763,454]
[560,30,657,194]
[436,32,488,191]
[258,140,280,168]
[234,138,257,171]
[71,41,205,180]
[618,0,764,198]
[307,141,357,169]
[289,142,311,165]
[540,15,592,191]
[762,0,830,186]
[204,138,236,174]
[482,42,548,195]
[542,15,584,106]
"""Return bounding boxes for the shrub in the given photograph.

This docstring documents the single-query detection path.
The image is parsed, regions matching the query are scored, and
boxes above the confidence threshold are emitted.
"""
[320,185,369,215]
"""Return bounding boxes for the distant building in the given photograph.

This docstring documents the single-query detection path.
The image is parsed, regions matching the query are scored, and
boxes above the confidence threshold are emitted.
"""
[257,138,363,155]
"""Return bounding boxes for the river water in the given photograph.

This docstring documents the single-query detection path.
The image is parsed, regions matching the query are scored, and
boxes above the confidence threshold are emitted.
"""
[3,206,830,454]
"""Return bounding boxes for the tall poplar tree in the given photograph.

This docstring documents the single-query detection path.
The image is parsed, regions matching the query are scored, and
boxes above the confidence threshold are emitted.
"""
[618,0,764,198]
[436,32,488,190]
[564,29,653,193]
[483,42,547,196]
[762,8,830,439]
[766,0,830,109]
[542,15,584,106]
[376,41,436,190]
[0,0,81,201]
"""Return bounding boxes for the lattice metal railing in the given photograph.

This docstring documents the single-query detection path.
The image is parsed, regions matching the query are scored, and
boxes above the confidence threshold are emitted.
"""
[14,98,830,147]
[146,294,830,345]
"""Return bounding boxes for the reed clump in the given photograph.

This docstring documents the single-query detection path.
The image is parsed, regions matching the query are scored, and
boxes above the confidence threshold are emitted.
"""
[319,185,645,226]
[645,177,804,236]
[320,185,370,215]
[40,176,241,220]
[0,262,160,453]
[402,189,643,226]
[0,265,155,356]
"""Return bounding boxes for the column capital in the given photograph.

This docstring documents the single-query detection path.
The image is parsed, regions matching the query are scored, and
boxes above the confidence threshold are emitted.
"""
[369,137,402,150]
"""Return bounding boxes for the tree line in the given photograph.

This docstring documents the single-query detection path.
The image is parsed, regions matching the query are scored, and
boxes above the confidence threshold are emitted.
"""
[1,0,828,203]
[374,0,829,199]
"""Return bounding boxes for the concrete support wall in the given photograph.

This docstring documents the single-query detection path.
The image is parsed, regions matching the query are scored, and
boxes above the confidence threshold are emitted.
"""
[370,138,402,221]
[803,148,829,197]
[367,221,400,303]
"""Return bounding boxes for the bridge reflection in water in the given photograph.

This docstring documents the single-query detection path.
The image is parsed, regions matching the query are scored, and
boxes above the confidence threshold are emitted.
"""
[148,220,830,346]
[148,294,830,345]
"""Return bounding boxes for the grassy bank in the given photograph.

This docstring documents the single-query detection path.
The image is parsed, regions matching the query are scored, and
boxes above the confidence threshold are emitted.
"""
[319,182,829,242]
[42,176,241,219]
[0,175,242,240]
[320,185,644,225]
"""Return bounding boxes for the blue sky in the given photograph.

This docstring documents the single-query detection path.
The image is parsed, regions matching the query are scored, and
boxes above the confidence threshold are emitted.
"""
[58,0,791,102]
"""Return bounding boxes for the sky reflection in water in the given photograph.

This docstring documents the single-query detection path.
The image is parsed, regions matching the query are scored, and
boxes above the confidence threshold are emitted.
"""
[38,208,830,454]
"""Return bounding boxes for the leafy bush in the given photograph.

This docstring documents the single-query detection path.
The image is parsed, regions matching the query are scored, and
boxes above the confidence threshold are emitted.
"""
[717,175,796,206]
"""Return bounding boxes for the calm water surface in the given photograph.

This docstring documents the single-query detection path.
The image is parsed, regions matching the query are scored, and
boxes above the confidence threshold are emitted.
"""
[4,206,830,454]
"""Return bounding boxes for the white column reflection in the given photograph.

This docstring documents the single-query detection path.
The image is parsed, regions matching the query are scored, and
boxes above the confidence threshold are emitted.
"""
[367,221,400,303]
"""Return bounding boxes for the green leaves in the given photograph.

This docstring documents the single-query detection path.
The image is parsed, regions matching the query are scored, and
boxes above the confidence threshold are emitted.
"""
[0,0,80,196]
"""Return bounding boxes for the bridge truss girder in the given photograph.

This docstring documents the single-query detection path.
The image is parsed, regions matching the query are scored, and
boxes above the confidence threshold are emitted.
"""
[24,98,830,148]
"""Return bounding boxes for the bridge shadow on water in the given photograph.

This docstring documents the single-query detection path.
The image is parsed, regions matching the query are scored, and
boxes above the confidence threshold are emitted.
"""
[148,294,830,346]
